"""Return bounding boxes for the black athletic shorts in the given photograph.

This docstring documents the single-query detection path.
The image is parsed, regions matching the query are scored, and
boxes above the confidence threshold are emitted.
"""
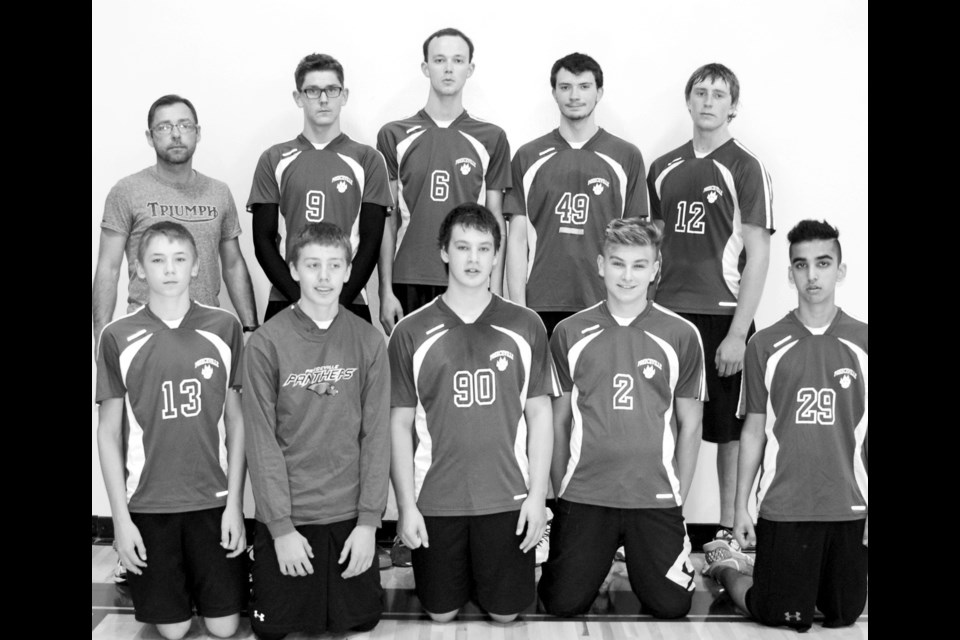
[745,518,868,631]
[679,313,755,443]
[538,500,694,619]
[412,511,535,616]
[248,519,384,636]
[392,283,447,316]
[535,311,575,339]
[264,300,371,324]
[127,507,245,625]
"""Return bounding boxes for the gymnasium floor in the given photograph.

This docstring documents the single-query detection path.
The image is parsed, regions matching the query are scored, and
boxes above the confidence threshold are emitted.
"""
[92,544,867,639]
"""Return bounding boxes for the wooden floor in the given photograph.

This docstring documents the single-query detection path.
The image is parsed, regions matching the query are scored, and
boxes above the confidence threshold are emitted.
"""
[92,544,867,639]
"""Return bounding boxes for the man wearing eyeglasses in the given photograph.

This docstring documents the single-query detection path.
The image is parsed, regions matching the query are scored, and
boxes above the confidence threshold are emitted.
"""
[93,94,260,354]
[247,53,393,324]
[375,28,511,335]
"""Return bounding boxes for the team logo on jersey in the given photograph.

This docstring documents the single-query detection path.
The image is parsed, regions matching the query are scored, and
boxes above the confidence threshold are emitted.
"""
[147,202,219,221]
[637,357,662,379]
[834,367,857,389]
[195,357,220,380]
[490,349,514,372]
[455,157,476,175]
[703,185,723,203]
[332,175,354,193]
[588,177,610,195]
[283,364,357,390]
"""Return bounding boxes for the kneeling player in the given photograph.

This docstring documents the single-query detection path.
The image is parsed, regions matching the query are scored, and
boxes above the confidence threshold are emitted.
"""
[539,218,705,619]
[701,219,867,631]
[243,222,390,639]
[388,203,559,622]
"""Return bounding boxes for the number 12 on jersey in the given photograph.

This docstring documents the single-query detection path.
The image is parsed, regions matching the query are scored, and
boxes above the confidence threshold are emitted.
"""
[673,201,705,234]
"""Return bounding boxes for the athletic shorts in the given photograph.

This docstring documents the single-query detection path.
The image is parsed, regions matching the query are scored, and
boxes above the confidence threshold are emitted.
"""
[126,507,245,625]
[679,313,755,443]
[248,519,384,636]
[745,518,868,631]
[392,283,447,316]
[535,311,574,340]
[264,300,371,324]
[538,500,694,619]
[412,511,535,616]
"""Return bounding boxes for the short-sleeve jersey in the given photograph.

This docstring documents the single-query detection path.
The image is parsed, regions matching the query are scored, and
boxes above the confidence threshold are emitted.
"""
[551,302,706,508]
[101,167,242,308]
[738,309,867,522]
[505,129,649,312]
[377,110,512,286]
[647,138,774,315]
[388,295,560,516]
[246,133,393,302]
[95,302,243,514]
[242,305,390,535]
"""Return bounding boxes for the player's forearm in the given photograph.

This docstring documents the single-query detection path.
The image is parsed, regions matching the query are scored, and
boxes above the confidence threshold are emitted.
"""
[389,407,418,511]
[549,394,572,495]
[674,398,704,502]
[356,351,390,527]
[251,204,300,301]
[223,390,247,509]
[222,257,259,326]
[505,219,527,305]
[734,413,766,512]
[729,228,771,338]
[92,265,121,342]
[524,395,554,499]
[97,399,133,526]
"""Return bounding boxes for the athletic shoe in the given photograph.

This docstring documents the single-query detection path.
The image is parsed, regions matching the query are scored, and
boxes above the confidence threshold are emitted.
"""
[390,536,412,567]
[713,528,742,552]
[535,507,554,566]
[702,539,754,577]
[377,545,392,570]
[113,558,128,585]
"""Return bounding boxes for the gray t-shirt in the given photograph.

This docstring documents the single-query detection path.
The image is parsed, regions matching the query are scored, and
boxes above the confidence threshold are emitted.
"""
[101,166,242,307]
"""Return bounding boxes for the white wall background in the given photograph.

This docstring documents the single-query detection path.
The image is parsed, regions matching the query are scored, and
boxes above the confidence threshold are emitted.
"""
[92,0,868,523]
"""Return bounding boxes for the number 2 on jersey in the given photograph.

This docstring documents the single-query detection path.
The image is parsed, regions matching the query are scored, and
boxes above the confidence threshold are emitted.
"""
[674,201,705,234]
[612,373,634,410]
[555,192,589,225]
[161,379,202,419]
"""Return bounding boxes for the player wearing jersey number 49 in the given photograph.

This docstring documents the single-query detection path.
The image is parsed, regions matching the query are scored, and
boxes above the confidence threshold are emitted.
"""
[646,63,774,539]
[538,219,704,619]
[96,222,247,640]
[702,220,867,632]
[388,204,560,623]
[505,53,648,336]
[377,28,511,334]
[248,54,393,325]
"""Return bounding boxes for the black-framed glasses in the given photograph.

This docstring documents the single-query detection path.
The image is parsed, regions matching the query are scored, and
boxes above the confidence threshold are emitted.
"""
[152,122,199,135]
[301,85,343,99]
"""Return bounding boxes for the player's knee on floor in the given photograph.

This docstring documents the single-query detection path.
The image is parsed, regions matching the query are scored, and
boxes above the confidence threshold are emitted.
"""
[204,614,240,637]
[252,629,288,640]
[426,608,460,623]
[488,612,519,623]
[350,618,381,632]
[639,592,693,620]
[537,585,594,618]
[156,620,192,640]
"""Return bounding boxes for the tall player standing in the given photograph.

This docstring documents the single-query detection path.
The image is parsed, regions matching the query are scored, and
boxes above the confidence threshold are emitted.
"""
[647,63,773,547]
[247,53,393,324]
[505,52,648,337]
[377,28,512,334]
[388,204,559,623]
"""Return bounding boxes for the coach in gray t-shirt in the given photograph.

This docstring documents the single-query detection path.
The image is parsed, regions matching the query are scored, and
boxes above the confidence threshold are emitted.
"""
[93,94,259,352]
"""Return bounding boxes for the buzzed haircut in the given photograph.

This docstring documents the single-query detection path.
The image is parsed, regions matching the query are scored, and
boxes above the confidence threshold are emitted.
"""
[147,94,198,129]
[422,27,474,61]
[137,220,198,264]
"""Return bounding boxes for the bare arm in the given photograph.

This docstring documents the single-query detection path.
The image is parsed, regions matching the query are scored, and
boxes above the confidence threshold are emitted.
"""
[389,406,428,548]
[97,398,148,574]
[516,394,553,552]
[220,238,259,327]
[92,229,128,354]
[485,189,506,296]
[549,392,572,496]
[732,412,766,548]
[220,389,247,557]
[717,224,771,377]
[505,216,528,305]
[378,180,403,334]
[674,397,704,503]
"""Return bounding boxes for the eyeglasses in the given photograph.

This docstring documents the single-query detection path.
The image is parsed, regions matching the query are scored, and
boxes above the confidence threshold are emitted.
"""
[151,122,199,135]
[301,85,343,99]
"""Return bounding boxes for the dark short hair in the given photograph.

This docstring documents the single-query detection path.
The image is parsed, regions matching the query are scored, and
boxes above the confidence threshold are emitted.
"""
[437,203,501,253]
[287,221,352,266]
[147,94,198,129]
[600,217,661,255]
[137,220,198,264]
[684,63,740,111]
[787,219,842,263]
[294,53,344,91]
[422,27,474,62]
[550,52,603,89]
